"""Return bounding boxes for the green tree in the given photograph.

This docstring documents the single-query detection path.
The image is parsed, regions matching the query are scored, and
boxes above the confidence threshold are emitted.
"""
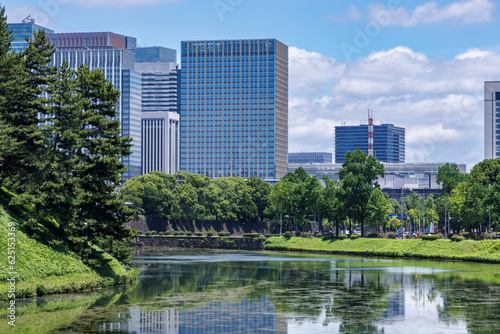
[246,176,272,221]
[171,182,206,222]
[121,171,176,218]
[436,163,466,195]
[319,177,345,236]
[366,188,391,233]
[339,150,385,236]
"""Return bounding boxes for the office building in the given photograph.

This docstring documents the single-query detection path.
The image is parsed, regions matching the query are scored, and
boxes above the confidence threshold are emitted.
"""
[8,21,143,180]
[288,152,332,164]
[485,81,500,159]
[335,123,405,163]
[288,162,466,198]
[128,47,180,175]
[47,31,137,51]
[8,19,54,53]
[130,46,176,63]
[179,39,288,179]
[51,49,142,179]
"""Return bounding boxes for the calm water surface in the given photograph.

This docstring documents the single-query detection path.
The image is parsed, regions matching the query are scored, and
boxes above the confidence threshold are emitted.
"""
[2,248,500,333]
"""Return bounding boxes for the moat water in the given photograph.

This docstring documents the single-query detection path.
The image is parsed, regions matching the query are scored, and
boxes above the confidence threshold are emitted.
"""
[2,247,500,333]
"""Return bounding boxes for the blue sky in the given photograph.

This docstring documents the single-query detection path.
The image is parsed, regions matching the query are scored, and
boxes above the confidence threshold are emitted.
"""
[5,0,500,170]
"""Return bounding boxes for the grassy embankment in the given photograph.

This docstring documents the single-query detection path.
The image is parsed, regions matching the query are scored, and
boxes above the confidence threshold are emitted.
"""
[264,236,500,263]
[0,206,137,302]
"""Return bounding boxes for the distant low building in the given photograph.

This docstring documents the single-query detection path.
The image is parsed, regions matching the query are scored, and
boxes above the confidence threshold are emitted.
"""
[288,162,467,199]
[335,123,405,163]
[288,152,332,164]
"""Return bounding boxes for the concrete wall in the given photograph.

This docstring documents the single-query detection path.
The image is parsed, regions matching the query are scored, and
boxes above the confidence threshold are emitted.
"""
[127,217,269,236]
[135,236,265,250]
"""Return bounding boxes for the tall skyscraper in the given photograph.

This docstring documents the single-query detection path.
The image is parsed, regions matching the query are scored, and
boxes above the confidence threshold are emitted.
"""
[8,21,143,180]
[179,39,288,179]
[335,124,405,163]
[51,48,143,179]
[128,47,180,175]
[7,19,54,53]
[485,81,500,160]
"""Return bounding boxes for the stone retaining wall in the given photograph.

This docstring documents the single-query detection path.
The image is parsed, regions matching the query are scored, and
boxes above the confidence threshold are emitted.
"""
[135,236,265,250]
[127,217,271,236]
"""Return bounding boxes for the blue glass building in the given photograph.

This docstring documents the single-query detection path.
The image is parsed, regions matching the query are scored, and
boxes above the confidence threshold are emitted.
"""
[288,152,332,164]
[7,21,54,53]
[129,47,181,175]
[179,39,288,179]
[335,124,405,163]
[51,50,143,179]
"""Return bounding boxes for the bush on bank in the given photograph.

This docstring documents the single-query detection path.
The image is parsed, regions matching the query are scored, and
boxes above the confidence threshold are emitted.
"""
[263,236,500,263]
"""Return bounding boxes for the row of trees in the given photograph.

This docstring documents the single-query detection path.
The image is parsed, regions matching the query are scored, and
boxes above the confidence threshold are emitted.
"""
[123,149,390,236]
[0,9,134,265]
[121,171,272,223]
[126,152,500,238]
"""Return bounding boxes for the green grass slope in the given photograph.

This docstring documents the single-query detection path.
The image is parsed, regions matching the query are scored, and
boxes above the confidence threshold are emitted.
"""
[0,206,136,301]
[264,237,500,263]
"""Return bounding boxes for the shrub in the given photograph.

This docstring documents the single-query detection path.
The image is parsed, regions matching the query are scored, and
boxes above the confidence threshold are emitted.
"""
[479,232,489,240]
[136,230,143,235]
[173,231,180,236]
[350,234,360,240]
[404,233,413,239]
[218,231,226,237]
[195,231,203,236]
[186,231,193,236]
[145,231,152,236]
[378,233,386,238]
[178,231,186,236]
[315,234,322,238]
[243,233,261,238]
[295,231,301,237]
[421,234,441,241]
[367,232,378,238]
[150,230,157,235]
[165,231,172,235]
[284,231,292,239]
[338,234,348,240]
[387,233,396,239]
[265,234,279,238]
[158,232,164,236]
[451,235,465,242]
[207,231,214,237]
[322,234,334,241]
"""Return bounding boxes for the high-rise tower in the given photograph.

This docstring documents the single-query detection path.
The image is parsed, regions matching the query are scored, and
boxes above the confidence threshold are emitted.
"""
[485,81,500,159]
[179,39,288,179]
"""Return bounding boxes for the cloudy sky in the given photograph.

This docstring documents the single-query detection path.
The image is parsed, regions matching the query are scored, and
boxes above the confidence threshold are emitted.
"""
[5,0,500,170]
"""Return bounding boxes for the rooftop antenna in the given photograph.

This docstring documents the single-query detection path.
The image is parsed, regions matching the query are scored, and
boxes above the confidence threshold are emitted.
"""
[22,15,35,24]
[368,109,374,157]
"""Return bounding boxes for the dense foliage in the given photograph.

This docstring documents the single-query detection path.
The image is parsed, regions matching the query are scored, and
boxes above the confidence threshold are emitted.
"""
[0,9,134,266]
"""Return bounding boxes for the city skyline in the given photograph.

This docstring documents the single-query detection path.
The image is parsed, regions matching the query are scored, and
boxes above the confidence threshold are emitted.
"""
[5,0,500,171]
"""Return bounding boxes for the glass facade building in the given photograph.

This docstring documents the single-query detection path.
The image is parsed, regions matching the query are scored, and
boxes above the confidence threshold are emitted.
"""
[129,46,176,63]
[335,124,405,163]
[7,22,54,53]
[130,47,180,175]
[288,152,332,164]
[484,81,500,159]
[179,39,288,179]
[51,49,143,179]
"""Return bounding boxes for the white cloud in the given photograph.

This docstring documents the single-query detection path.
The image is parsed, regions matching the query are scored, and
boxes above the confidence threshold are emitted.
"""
[330,5,362,22]
[335,0,496,26]
[288,45,495,168]
[455,48,493,60]
[289,47,344,94]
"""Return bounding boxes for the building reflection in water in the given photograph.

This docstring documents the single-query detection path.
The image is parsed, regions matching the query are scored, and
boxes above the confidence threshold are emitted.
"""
[100,296,287,333]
